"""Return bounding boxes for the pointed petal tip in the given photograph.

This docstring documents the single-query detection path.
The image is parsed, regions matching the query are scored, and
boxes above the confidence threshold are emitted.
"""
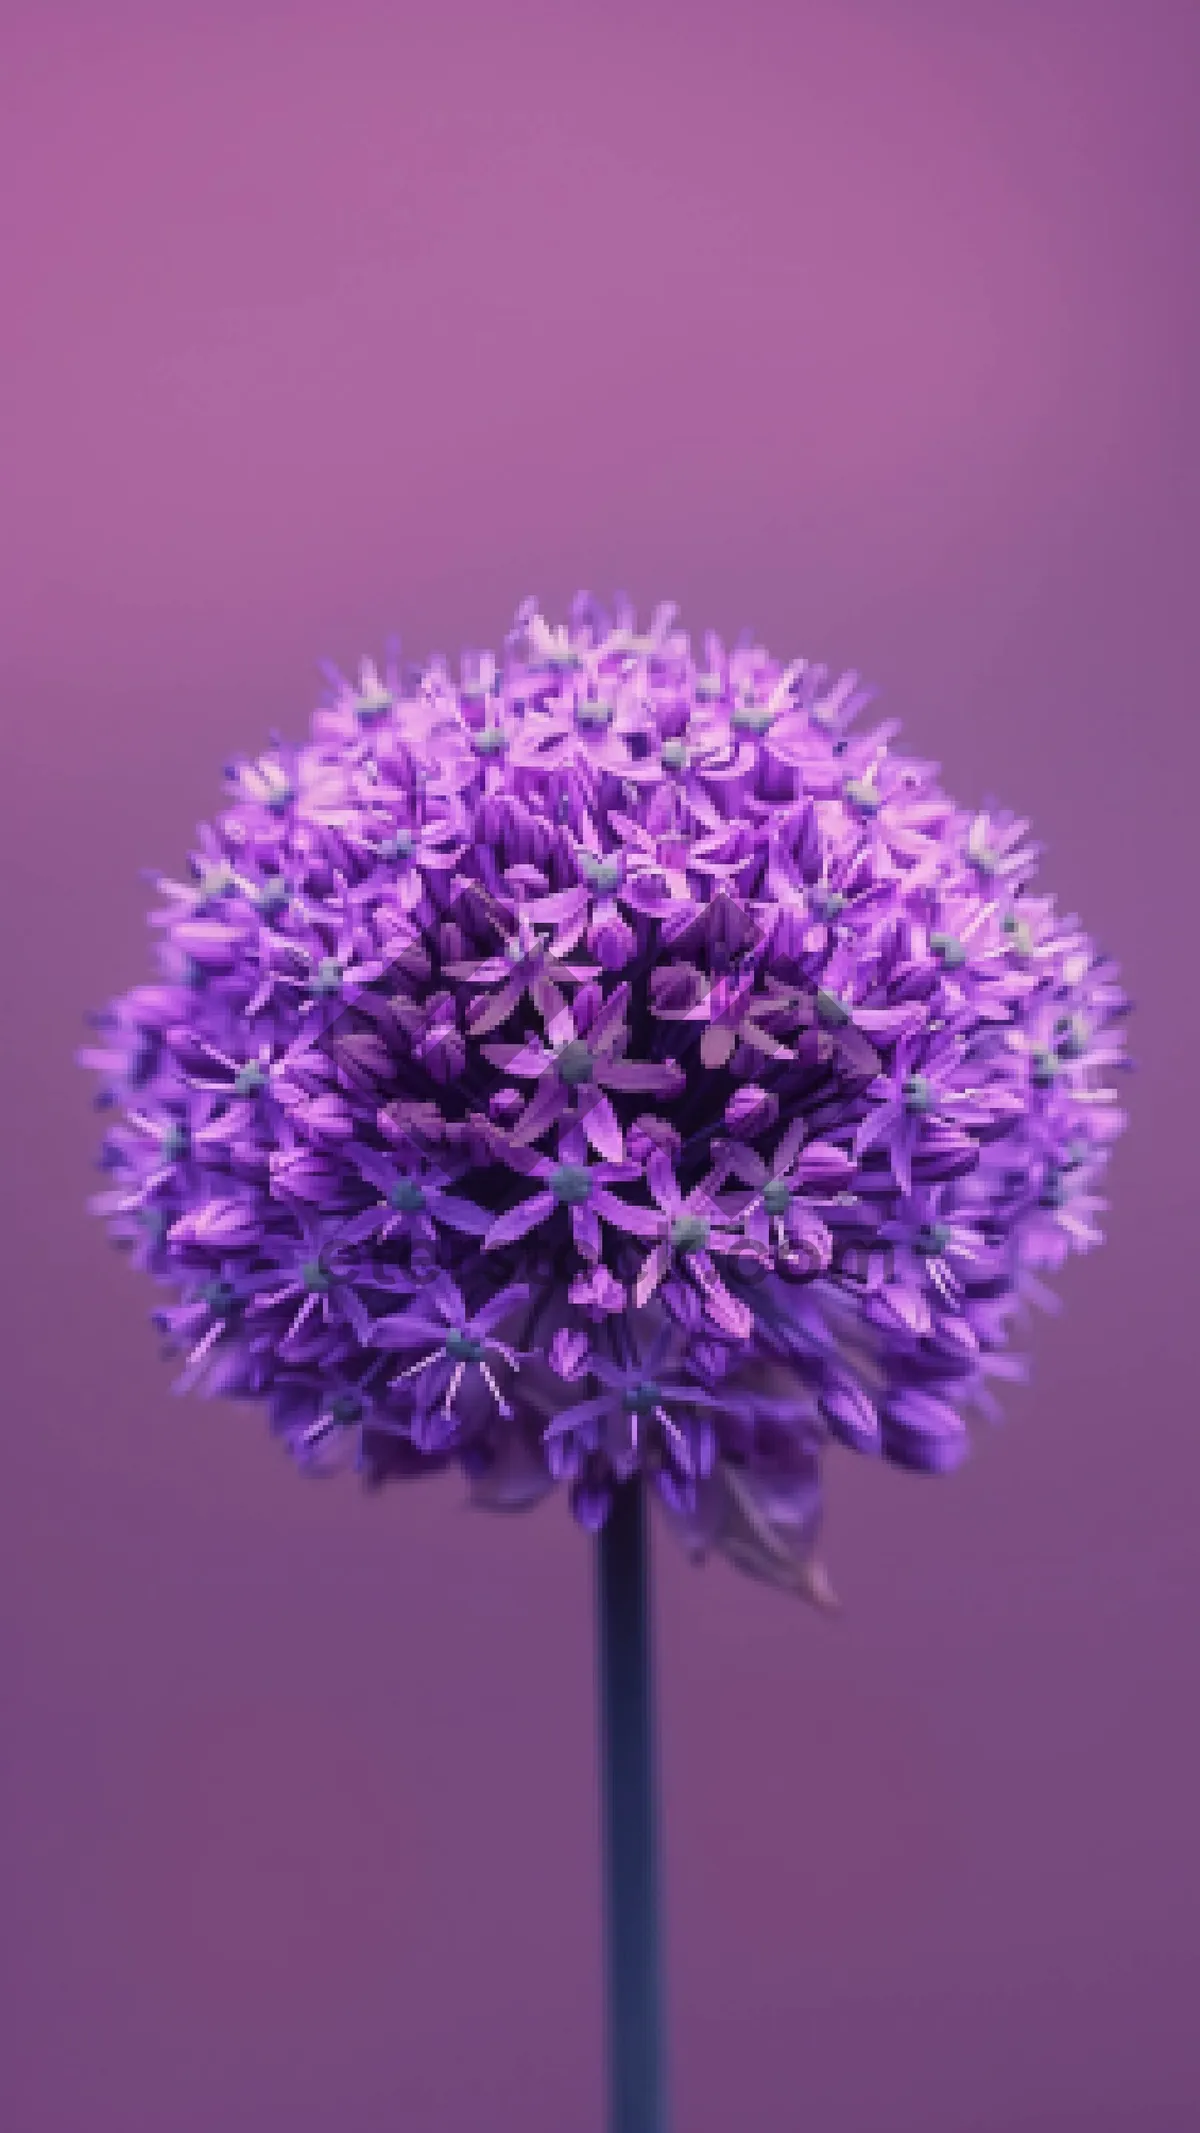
[798,1557,841,1614]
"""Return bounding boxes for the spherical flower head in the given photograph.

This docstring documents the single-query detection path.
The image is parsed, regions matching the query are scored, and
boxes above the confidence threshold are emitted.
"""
[81,595,1131,1600]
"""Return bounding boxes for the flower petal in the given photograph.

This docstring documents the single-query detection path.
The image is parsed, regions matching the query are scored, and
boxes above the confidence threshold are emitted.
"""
[483,1193,556,1250]
[882,1389,969,1473]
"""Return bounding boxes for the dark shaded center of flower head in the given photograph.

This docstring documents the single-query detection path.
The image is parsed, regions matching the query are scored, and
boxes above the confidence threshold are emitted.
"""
[693,673,723,702]
[660,738,689,772]
[472,727,508,757]
[551,1163,593,1205]
[1002,911,1033,958]
[669,1214,710,1254]
[264,773,293,815]
[445,1330,485,1361]
[311,958,344,996]
[972,843,1000,875]
[844,778,882,815]
[301,1259,331,1292]
[382,828,415,861]
[160,1122,189,1160]
[916,1221,951,1255]
[930,931,967,969]
[389,1179,426,1212]
[815,988,851,1029]
[623,1379,662,1415]
[1038,1167,1067,1209]
[202,1279,237,1316]
[330,1393,363,1424]
[809,889,847,921]
[579,852,623,893]
[576,699,614,730]
[234,1061,267,1096]
[762,1179,792,1216]
[557,1041,595,1086]
[903,1073,935,1113]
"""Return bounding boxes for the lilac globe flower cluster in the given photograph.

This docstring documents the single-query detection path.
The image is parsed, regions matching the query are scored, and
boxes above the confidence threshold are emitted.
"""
[82,594,1129,1594]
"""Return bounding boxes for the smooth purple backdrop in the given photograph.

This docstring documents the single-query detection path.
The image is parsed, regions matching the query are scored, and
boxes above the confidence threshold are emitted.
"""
[2,4,1197,2130]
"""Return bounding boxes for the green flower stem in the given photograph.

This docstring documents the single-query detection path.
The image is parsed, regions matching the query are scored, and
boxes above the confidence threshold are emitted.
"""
[596,1479,667,2133]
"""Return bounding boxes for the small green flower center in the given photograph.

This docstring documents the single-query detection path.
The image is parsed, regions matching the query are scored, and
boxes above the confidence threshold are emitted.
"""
[234,1061,266,1097]
[557,1041,595,1086]
[580,853,623,893]
[1002,913,1034,958]
[731,704,775,733]
[815,989,851,1029]
[623,1380,662,1415]
[762,1179,792,1217]
[972,844,1000,875]
[311,958,344,996]
[160,1123,189,1161]
[576,700,614,730]
[693,674,723,701]
[551,1164,593,1206]
[301,1260,331,1292]
[505,931,544,966]
[915,1222,951,1255]
[256,877,289,915]
[472,727,508,756]
[383,828,415,860]
[265,779,293,816]
[844,778,882,815]
[1030,1046,1059,1088]
[1039,1170,1067,1209]
[355,689,392,724]
[331,1394,363,1424]
[1054,1014,1087,1060]
[199,863,235,902]
[903,1074,935,1113]
[445,1330,485,1361]
[389,1180,426,1212]
[810,890,846,920]
[202,1280,236,1315]
[660,739,690,772]
[669,1214,710,1254]
[930,931,967,969]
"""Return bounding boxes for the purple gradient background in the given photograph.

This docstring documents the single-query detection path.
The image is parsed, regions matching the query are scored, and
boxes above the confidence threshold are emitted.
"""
[2,3,1197,2128]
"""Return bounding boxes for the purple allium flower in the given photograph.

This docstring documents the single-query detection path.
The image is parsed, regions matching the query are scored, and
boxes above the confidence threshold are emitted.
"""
[82,595,1131,1600]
